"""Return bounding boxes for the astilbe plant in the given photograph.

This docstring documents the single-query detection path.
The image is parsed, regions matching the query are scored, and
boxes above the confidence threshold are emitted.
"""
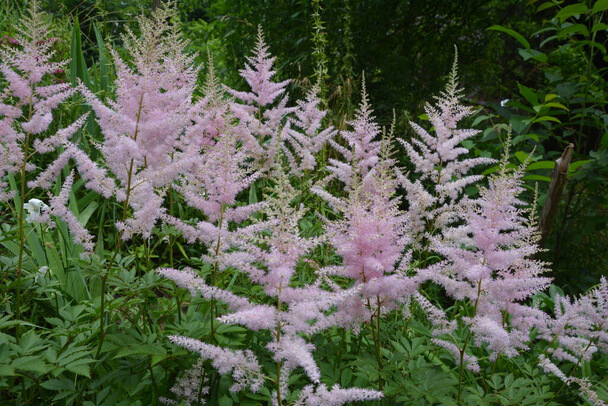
[159,167,383,405]
[33,3,198,240]
[397,55,495,249]
[421,150,552,379]
[227,27,295,173]
[536,277,608,406]
[0,1,80,324]
[0,1,74,200]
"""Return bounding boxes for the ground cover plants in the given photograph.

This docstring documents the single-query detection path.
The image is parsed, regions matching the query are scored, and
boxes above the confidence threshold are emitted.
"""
[1,2,607,405]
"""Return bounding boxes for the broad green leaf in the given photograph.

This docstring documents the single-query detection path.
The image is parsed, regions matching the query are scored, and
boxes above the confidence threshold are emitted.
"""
[558,23,589,38]
[568,160,592,173]
[556,3,589,22]
[592,0,608,13]
[518,48,548,63]
[532,115,561,123]
[527,161,556,170]
[515,151,529,163]
[591,22,608,32]
[537,2,558,12]
[523,174,552,182]
[0,364,15,376]
[488,25,530,48]
[517,82,539,106]
[545,94,559,102]
[544,102,569,111]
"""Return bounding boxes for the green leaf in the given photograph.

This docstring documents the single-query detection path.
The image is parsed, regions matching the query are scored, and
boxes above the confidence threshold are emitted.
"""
[568,160,592,173]
[543,102,569,111]
[592,0,608,13]
[488,25,530,48]
[93,23,111,94]
[115,344,167,358]
[518,48,548,63]
[558,23,589,38]
[517,82,539,106]
[523,174,552,182]
[12,356,51,374]
[527,161,556,170]
[515,151,529,163]
[64,359,92,378]
[537,2,558,12]
[591,22,608,32]
[69,18,91,87]
[40,379,75,391]
[532,116,561,123]
[0,364,15,376]
[556,3,589,22]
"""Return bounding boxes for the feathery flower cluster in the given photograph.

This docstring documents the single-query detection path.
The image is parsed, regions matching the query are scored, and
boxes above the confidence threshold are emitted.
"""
[160,166,382,404]
[397,56,495,245]
[33,4,198,240]
[0,1,73,201]
[7,3,607,404]
[424,154,551,361]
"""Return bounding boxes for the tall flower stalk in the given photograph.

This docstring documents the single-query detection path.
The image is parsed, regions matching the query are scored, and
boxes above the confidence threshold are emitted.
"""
[0,2,74,333]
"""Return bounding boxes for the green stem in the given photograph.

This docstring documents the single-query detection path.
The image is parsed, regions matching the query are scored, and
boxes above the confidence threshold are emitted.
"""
[14,89,35,341]
[209,203,226,343]
[95,93,144,359]
[457,278,483,405]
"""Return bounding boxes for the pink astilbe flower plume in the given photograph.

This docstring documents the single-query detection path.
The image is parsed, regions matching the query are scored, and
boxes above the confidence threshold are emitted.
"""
[280,83,337,176]
[0,1,74,200]
[326,78,383,189]
[46,172,95,255]
[543,277,608,365]
[423,150,551,361]
[227,27,296,171]
[536,279,608,405]
[159,165,380,405]
[34,3,199,239]
[314,94,416,327]
[397,53,494,246]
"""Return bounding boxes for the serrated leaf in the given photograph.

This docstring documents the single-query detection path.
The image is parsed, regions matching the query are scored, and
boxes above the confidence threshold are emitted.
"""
[64,360,91,378]
[488,25,530,48]
[40,378,75,391]
[0,364,15,376]
[12,356,51,374]
[114,344,167,358]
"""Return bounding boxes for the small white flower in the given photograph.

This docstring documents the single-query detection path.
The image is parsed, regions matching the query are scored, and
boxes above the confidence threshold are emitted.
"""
[23,198,49,223]
[35,266,49,282]
[500,99,510,107]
